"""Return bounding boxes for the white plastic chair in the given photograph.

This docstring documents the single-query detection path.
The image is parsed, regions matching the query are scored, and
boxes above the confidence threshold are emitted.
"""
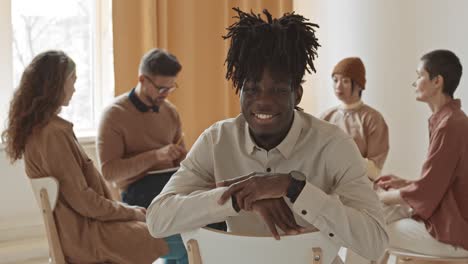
[181,227,340,264]
[30,177,66,264]
[381,248,468,264]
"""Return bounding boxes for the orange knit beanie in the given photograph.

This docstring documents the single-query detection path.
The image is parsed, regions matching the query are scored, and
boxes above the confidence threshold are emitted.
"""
[332,57,366,89]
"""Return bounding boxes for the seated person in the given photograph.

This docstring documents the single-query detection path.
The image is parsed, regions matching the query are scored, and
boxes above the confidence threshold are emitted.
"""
[97,48,191,264]
[146,8,388,263]
[375,50,468,257]
[321,57,389,181]
[1,50,168,263]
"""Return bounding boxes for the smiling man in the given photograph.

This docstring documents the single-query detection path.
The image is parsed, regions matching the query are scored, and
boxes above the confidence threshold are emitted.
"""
[147,9,388,262]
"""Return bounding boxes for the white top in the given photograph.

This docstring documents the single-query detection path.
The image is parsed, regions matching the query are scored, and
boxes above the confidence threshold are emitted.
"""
[147,110,388,260]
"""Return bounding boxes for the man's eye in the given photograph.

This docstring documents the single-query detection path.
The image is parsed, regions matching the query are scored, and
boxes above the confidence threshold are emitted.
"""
[243,87,257,94]
[275,88,290,94]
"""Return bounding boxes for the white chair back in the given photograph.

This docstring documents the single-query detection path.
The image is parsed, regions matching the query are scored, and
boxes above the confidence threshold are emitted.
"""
[381,248,468,264]
[30,177,66,264]
[182,228,340,264]
[31,177,59,210]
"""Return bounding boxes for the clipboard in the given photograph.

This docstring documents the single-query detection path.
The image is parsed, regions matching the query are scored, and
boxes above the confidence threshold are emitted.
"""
[147,167,180,174]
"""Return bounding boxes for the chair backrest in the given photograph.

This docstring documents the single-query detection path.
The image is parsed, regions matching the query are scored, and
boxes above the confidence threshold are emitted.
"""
[387,248,468,263]
[181,228,340,264]
[31,177,59,210]
[30,177,66,264]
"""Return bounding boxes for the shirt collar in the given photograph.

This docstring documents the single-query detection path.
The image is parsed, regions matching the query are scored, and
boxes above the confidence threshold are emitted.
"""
[340,100,363,110]
[429,99,462,129]
[128,88,159,113]
[244,110,303,159]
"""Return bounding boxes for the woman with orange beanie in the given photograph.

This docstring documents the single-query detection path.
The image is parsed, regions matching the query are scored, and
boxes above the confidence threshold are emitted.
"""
[321,57,389,181]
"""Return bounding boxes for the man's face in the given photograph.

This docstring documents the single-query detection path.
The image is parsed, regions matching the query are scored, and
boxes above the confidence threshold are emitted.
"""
[413,61,440,102]
[141,74,178,106]
[240,68,301,142]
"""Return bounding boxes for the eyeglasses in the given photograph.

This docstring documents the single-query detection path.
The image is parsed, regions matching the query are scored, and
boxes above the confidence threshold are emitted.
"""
[143,75,178,94]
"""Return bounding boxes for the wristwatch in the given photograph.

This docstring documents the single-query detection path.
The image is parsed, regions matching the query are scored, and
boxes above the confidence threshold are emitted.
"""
[286,171,306,203]
[231,195,241,212]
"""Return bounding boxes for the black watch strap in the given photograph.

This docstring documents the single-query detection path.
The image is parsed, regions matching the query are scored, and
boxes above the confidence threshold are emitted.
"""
[231,195,241,212]
[286,176,306,203]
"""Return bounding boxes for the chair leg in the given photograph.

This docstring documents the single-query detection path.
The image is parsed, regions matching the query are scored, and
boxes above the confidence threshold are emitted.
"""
[186,239,202,264]
[378,251,390,264]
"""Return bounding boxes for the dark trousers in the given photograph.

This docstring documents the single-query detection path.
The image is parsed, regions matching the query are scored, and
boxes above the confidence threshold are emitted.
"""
[121,171,226,264]
[121,171,227,229]
[122,171,173,208]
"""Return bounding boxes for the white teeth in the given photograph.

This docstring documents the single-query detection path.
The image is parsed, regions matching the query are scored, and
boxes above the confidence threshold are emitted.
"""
[255,113,273,119]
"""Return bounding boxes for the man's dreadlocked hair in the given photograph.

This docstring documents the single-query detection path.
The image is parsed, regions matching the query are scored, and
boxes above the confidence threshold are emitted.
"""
[224,7,320,94]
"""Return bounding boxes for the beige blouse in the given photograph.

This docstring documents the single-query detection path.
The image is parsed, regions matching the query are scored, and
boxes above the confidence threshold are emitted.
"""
[24,115,168,263]
[321,101,389,180]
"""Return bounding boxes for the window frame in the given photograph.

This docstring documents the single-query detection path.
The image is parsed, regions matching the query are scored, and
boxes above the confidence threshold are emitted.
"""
[0,0,114,146]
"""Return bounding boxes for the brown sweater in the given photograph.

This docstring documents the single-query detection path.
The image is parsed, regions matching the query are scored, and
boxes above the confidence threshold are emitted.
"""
[24,116,168,263]
[97,93,184,190]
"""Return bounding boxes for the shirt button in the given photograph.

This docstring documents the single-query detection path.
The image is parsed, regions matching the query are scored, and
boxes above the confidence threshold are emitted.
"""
[266,168,271,172]
[329,233,334,237]
[301,210,307,215]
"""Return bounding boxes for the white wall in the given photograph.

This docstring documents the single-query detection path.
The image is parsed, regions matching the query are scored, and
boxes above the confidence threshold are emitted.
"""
[295,0,468,180]
[0,0,13,129]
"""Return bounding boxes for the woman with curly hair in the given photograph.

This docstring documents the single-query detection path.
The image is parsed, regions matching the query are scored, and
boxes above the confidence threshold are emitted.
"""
[2,50,168,263]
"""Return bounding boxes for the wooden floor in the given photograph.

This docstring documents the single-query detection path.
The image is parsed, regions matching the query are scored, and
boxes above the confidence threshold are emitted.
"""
[0,236,48,264]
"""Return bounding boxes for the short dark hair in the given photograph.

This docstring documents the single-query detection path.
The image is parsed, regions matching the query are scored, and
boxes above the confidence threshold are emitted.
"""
[139,48,182,77]
[421,49,462,98]
[223,8,320,93]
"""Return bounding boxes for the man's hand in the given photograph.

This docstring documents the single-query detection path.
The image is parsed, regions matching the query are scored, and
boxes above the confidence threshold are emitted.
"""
[374,174,411,190]
[217,173,291,211]
[154,144,185,166]
[173,146,188,166]
[251,199,305,240]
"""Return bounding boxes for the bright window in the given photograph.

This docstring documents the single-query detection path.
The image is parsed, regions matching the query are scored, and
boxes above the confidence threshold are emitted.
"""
[1,0,114,136]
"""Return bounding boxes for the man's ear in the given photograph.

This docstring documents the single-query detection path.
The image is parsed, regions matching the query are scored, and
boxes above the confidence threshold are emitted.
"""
[295,85,303,106]
[138,74,145,84]
[434,74,444,90]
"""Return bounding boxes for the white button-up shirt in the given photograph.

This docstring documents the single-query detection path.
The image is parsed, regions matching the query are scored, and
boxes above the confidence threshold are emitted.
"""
[147,110,388,260]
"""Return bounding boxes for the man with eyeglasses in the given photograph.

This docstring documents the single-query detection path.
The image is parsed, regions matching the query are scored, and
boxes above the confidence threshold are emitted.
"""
[147,9,387,263]
[97,48,188,264]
